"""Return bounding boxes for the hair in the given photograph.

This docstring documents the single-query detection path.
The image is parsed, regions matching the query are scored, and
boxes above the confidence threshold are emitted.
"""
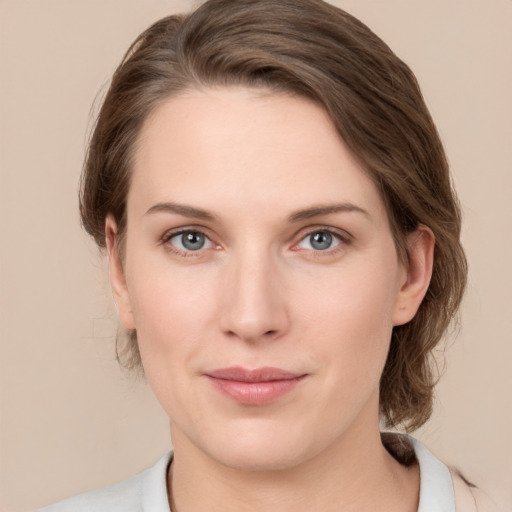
[80,0,467,431]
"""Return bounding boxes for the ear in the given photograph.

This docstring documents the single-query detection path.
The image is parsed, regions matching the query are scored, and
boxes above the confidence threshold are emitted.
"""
[392,226,435,326]
[105,215,136,330]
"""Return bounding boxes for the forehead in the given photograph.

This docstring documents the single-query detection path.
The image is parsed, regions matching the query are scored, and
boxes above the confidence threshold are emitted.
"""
[129,87,387,222]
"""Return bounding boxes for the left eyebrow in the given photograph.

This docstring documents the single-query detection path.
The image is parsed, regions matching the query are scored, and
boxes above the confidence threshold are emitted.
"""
[288,203,370,223]
[144,202,218,222]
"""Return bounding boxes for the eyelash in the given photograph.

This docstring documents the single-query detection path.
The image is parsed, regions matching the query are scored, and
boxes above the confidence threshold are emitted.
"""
[160,226,352,257]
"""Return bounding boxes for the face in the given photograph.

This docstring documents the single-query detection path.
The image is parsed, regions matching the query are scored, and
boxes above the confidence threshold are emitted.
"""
[108,87,431,471]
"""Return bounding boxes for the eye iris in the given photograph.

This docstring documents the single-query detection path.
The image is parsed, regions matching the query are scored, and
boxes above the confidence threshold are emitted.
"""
[310,232,332,250]
[182,232,205,251]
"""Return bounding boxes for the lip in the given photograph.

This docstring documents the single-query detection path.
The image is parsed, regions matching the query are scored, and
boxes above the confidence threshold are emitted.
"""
[205,366,306,405]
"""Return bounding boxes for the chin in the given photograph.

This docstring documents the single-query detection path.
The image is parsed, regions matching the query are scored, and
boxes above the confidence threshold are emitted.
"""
[211,442,310,473]
[188,418,333,473]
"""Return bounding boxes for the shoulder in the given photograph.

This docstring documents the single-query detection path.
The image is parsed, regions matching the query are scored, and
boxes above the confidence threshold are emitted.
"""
[451,471,500,512]
[408,435,499,512]
[388,435,499,512]
[35,473,142,512]
[35,452,172,512]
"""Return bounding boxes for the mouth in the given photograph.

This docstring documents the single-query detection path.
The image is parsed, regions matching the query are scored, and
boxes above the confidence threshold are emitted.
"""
[204,366,307,405]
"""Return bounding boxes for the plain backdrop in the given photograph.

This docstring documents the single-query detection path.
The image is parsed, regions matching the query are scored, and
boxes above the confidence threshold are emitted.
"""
[1,1,511,511]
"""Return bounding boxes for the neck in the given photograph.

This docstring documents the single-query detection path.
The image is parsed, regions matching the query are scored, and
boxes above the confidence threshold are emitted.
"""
[167,422,419,512]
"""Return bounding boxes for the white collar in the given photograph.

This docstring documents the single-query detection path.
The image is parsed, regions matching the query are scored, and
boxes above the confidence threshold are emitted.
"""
[409,436,455,512]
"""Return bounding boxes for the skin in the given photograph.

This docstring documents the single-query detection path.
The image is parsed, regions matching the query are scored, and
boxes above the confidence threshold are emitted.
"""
[107,87,434,512]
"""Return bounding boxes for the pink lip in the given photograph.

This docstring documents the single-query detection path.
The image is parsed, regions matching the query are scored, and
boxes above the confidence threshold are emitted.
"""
[205,366,306,405]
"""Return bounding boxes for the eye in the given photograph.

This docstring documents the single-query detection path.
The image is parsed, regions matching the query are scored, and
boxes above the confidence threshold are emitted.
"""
[166,230,214,252]
[296,230,343,251]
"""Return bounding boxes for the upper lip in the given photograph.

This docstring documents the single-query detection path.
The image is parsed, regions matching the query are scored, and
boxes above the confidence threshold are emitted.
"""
[206,366,304,382]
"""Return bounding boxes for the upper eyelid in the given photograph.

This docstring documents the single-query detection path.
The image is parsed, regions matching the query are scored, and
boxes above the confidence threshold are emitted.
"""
[161,226,213,242]
[295,225,352,241]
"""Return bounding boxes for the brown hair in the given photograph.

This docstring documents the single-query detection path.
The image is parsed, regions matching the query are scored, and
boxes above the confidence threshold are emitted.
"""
[80,0,467,431]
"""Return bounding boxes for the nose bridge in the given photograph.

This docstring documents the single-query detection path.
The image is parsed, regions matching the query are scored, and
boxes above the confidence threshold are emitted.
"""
[219,242,288,342]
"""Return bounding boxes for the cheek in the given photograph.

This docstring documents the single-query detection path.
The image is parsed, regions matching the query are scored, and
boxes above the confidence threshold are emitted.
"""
[129,267,215,348]
[125,263,219,416]
[297,262,399,382]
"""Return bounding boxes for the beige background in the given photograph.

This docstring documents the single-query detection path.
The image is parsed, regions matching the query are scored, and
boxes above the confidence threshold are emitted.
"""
[1,1,511,510]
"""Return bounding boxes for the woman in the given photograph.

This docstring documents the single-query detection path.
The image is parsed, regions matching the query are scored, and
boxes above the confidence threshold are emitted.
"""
[36,0,492,510]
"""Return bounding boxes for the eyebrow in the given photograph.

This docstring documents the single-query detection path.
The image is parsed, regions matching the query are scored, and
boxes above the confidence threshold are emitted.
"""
[145,201,369,223]
[145,202,217,221]
[288,203,370,223]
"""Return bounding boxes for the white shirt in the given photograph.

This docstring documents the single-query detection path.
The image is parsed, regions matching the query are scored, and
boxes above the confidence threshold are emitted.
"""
[35,437,480,512]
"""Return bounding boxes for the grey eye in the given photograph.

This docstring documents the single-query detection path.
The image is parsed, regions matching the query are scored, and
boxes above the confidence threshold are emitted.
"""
[297,231,341,251]
[310,232,333,250]
[182,232,205,250]
[169,231,212,251]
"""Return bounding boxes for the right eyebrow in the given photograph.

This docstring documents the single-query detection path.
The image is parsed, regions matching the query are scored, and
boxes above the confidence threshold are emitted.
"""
[144,202,218,222]
[287,203,370,223]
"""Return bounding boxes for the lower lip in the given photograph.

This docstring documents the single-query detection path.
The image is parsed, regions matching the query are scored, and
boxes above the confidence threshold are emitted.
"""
[207,376,304,405]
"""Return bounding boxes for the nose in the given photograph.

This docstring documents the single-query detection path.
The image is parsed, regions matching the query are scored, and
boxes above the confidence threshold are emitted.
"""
[218,249,290,343]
